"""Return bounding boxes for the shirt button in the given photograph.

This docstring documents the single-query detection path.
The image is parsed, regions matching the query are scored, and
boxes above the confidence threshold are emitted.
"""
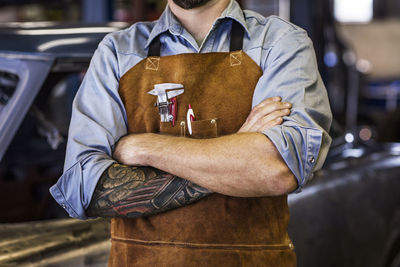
[61,204,67,209]
[309,156,315,164]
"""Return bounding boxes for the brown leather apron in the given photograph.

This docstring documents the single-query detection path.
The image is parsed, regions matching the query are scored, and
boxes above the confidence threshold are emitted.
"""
[110,21,296,266]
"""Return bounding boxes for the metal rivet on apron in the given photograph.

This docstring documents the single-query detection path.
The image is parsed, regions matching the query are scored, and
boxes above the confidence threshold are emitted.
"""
[309,156,315,164]
[211,119,216,124]
[180,121,186,137]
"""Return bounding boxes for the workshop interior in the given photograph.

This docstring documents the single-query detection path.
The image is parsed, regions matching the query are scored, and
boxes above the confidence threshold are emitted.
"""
[0,0,399,266]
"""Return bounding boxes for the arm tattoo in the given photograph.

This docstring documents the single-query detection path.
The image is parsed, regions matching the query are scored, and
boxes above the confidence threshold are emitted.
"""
[86,163,212,218]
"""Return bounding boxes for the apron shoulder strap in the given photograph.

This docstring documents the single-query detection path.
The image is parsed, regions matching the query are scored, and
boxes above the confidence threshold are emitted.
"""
[229,20,245,52]
[147,19,245,57]
[147,34,161,57]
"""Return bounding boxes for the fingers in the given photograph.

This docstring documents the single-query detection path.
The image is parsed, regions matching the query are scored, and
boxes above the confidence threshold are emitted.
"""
[238,96,292,133]
[254,108,291,132]
[255,96,281,106]
[261,108,291,124]
[243,99,291,128]
[250,98,291,119]
[250,102,291,122]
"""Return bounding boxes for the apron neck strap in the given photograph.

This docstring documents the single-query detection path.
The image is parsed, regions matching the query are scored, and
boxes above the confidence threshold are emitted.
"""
[229,20,244,52]
[147,19,245,57]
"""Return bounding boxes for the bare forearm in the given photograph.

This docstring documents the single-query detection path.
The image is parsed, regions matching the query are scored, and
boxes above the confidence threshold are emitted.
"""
[115,132,297,197]
[86,163,211,218]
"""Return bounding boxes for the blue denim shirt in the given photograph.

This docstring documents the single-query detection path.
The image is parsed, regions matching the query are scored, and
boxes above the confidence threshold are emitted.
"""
[50,0,332,219]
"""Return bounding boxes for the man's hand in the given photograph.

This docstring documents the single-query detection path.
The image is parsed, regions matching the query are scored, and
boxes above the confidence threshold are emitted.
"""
[113,133,155,166]
[238,96,291,133]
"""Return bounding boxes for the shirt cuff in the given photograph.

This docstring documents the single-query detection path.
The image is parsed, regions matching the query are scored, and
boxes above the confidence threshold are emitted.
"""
[49,158,114,220]
[50,161,86,219]
[263,125,323,192]
[50,182,81,219]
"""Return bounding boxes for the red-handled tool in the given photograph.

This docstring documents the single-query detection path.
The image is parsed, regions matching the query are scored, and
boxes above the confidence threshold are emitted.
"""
[169,97,177,126]
[147,83,184,124]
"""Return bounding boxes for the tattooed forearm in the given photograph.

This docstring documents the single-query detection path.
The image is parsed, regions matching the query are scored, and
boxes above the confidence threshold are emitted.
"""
[86,163,212,218]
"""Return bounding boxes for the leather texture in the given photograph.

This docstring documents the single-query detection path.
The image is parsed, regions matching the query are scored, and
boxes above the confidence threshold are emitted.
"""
[111,51,296,266]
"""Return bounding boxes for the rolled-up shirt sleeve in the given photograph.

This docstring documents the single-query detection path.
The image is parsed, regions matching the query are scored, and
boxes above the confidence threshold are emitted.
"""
[252,27,332,191]
[50,37,127,219]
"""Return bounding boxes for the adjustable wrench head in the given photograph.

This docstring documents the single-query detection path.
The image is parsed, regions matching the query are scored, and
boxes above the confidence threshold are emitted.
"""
[148,83,184,97]
[147,83,185,122]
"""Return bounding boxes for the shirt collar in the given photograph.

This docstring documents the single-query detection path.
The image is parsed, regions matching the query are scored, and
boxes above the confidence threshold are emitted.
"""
[219,0,249,34]
[145,0,249,48]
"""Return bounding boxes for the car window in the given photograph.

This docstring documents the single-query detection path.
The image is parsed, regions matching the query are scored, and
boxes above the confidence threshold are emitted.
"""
[0,70,84,222]
[0,71,19,113]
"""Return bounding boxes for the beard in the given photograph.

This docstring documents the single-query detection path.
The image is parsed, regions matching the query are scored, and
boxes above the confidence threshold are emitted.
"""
[172,0,212,9]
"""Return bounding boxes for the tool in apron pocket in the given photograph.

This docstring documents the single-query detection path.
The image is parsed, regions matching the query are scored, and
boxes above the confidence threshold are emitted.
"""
[148,83,184,125]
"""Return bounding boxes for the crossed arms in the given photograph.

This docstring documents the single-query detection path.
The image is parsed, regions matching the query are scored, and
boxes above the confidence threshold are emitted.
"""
[86,97,297,218]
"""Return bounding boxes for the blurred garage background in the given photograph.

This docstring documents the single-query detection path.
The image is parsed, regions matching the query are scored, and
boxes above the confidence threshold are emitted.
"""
[0,0,399,266]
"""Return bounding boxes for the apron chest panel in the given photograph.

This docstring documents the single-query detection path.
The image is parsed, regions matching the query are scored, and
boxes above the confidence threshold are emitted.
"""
[110,23,295,265]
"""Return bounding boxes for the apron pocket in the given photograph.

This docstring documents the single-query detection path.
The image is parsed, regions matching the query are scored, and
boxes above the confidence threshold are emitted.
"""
[160,121,186,137]
[160,118,219,138]
[191,118,219,139]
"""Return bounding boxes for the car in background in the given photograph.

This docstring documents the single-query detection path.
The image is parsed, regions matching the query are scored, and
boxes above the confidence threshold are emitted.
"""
[0,23,399,267]
[288,126,400,267]
[0,22,127,222]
